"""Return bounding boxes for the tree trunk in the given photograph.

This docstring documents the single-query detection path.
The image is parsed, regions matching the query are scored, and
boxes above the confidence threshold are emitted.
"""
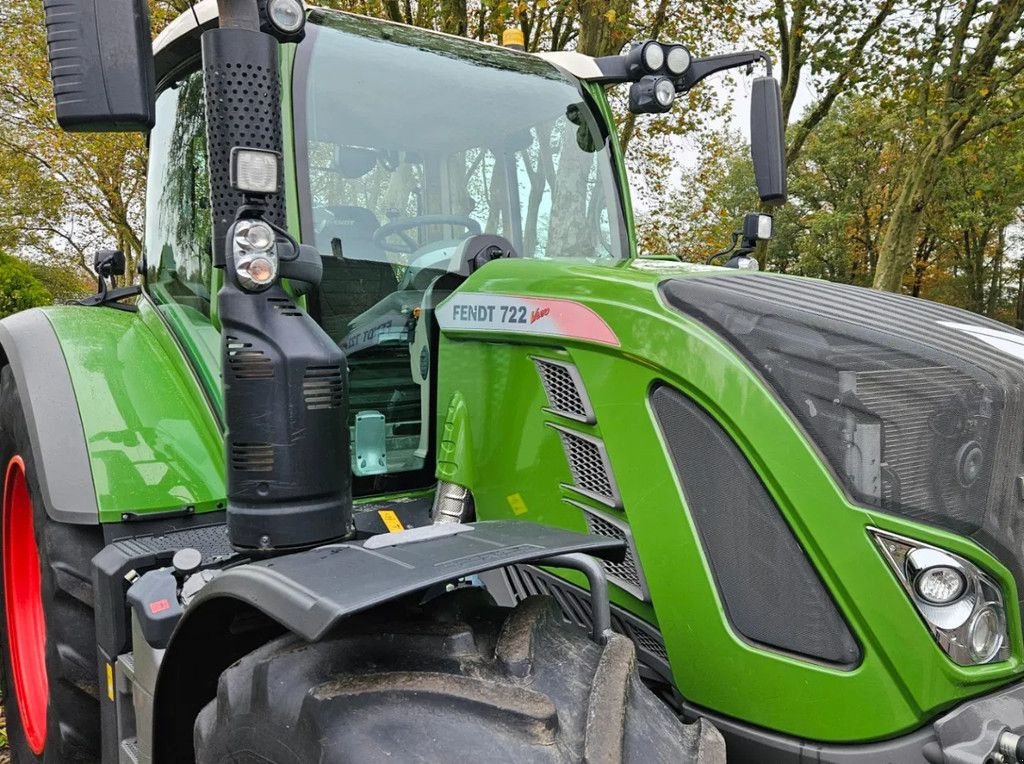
[576,0,631,57]
[872,144,943,292]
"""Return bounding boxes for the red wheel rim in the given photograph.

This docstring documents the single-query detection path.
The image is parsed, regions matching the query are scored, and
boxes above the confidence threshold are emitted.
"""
[3,456,48,754]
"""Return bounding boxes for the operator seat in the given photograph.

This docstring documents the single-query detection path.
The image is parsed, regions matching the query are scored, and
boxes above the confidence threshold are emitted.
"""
[316,206,398,342]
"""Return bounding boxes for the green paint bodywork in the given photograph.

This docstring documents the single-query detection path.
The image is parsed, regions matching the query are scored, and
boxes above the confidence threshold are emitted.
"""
[35,10,1019,748]
[41,302,225,523]
[434,257,1024,742]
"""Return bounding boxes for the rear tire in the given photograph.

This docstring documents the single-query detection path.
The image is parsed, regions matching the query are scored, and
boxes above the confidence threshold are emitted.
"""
[194,588,725,763]
[0,366,104,763]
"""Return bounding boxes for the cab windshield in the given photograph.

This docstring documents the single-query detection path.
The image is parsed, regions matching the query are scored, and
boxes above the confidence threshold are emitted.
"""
[294,11,625,492]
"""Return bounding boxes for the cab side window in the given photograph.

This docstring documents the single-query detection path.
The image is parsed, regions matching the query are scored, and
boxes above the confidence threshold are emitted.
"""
[145,69,213,317]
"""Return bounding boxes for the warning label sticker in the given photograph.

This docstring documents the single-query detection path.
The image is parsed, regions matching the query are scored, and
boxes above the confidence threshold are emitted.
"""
[436,294,619,346]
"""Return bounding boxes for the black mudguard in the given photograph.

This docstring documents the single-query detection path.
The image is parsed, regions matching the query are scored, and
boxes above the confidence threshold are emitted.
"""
[153,520,624,763]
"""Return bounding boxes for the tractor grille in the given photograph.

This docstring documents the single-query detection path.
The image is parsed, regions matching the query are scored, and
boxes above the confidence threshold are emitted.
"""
[548,424,621,507]
[852,366,979,523]
[303,365,344,411]
[567,500,648,601]
[532,357,594,423]
[502,564,671,673]
[661,274,1024,612]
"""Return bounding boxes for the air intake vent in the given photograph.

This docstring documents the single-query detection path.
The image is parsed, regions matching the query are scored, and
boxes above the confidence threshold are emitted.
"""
[502,565,670,676]
[548,424,621,508]
[303,365,344,410]
[230,442,274,472]
[566,499,649,601]
[226,336,273,380]
[268,296,303,317]
[651,384,861,666]
[532,357,594,423]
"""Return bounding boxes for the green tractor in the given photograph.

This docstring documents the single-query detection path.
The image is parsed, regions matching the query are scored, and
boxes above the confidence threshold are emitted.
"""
[3,0,1024,762]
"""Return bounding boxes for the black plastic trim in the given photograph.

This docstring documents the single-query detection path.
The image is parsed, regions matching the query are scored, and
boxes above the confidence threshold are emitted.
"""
[180,520,624,642]
[0,309,98,524]
[153,520,624,764]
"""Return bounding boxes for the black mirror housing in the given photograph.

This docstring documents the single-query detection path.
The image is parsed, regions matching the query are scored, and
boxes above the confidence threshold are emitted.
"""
[750,76,787,206]
[43,0,156,132]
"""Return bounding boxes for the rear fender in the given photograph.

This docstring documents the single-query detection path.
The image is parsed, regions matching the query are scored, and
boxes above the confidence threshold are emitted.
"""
[0,305,224,524]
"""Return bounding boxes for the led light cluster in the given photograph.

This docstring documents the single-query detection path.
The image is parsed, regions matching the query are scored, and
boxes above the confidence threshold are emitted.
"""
[233,220,279,292]
[626,40,692,114]
[872,528,1009,665]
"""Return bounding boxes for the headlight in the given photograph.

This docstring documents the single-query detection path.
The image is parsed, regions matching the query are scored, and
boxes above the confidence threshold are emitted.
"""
[654,77,675,107]
[872,528,1009,665]
[233,220,279,292]
[628,76,676,115]
[626,40,666,77]
[642,41,665,72]
[665,44,690,76]
[268,0,305,34]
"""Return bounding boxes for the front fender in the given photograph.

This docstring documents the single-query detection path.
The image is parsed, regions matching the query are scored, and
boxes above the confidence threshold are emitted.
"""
[0,302,224,524]
[152,521,625,763]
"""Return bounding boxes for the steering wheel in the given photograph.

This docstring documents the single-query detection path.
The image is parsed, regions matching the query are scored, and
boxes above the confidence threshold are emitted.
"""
[372,215,482,254]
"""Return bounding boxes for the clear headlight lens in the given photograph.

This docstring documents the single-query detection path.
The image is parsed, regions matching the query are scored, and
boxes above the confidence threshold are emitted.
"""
[915,565,966,604]
[268,0,305,33]
[665,44,690,76]
[969,606,1004,662]
[872,528,1009,665]
[642,41,665,72]
[654,78,675,107]
[233,220,278,292]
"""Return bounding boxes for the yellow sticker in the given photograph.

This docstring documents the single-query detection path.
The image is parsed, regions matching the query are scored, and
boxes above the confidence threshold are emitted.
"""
[106,662,115,701]
[378,509,405,532]
[507,493,528,516]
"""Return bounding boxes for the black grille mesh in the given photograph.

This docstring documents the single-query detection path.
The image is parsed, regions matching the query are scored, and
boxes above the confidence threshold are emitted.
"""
[503,565,671,672]
[651,384,860,665]
[576,506,646,598]
[533,358,591,421]
[660,274,1024,603]
[553,427,619,505]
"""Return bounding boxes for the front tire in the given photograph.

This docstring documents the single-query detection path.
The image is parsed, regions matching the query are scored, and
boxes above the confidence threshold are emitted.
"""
[0,366,104,762]
[194,588,725,763]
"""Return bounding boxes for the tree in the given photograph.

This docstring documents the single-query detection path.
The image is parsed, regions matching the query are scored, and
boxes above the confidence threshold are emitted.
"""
[872,0,1024,291]
[0,253,51,317]
[764,0,899,166]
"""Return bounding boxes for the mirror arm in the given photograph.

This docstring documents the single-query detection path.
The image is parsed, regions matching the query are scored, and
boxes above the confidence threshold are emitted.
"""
[677,50,773,92]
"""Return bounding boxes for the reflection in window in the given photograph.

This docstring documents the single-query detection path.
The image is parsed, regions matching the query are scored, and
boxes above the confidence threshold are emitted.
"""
[145,71,213,318]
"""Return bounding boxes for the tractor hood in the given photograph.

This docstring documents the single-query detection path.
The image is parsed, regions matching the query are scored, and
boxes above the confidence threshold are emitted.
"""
[661,273,1024,586]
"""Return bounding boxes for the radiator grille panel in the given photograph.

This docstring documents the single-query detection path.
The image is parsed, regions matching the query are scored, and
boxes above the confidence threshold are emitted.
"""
[533,357,594,423]
[568,501,648,600]
[851,367,978,522]
[550,425,620,507]
[651,384,860,666]
[502,565,670,671]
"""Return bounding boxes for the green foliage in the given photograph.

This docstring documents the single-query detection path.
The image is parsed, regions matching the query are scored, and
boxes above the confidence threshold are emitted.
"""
[0,254,51,317]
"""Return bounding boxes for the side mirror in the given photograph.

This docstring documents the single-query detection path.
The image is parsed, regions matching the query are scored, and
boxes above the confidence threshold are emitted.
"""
[43,0,156,132]
[750,76,787,206]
